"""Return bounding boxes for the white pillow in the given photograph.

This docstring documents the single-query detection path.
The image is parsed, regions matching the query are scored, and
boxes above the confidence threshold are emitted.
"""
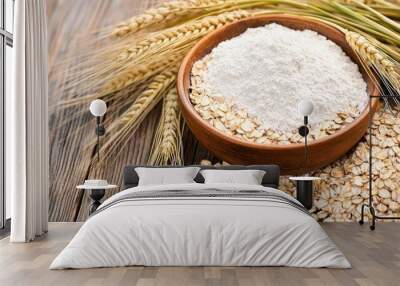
[200,169,266,185]
[135,167,200,186]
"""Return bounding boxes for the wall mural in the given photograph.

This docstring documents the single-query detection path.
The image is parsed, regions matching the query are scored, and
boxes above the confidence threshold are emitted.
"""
[48,0,400,222]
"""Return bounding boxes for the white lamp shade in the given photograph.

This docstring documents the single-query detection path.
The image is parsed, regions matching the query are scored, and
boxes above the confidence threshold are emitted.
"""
[89,99,107,117]
[298,99,314,116]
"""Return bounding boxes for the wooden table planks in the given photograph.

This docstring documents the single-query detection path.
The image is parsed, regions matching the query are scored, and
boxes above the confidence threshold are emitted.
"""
[47,0,217,222]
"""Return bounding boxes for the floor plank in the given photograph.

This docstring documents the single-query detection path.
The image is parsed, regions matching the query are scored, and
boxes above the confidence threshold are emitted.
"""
[0,223,399,286]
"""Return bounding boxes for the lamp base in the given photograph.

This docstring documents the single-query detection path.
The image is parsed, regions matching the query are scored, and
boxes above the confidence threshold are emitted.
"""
[296,180,313,210]
[359,203,400,231]
[89,189,105,215]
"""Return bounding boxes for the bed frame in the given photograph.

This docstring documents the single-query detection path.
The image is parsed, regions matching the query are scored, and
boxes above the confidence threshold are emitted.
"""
[122,165,280,190]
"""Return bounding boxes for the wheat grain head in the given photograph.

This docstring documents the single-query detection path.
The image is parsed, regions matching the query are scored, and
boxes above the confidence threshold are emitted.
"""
[346,30,400,91]
[149,87,183,165]
[111,0,227,37]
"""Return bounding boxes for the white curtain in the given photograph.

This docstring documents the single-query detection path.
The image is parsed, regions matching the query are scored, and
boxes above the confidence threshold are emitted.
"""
[7,0,49,242]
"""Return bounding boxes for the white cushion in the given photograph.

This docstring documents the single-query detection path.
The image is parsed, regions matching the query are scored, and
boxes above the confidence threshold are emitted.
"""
[135,167,200,186]
[200,169,266,185]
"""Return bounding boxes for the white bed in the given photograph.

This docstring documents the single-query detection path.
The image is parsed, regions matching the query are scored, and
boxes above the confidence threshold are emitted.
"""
[50,182,350,269]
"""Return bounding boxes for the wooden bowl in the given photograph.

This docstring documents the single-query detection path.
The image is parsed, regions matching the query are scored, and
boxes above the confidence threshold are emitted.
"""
[177,15,380,175]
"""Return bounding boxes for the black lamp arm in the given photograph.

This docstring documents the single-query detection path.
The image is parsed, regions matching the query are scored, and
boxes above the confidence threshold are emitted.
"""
[95,116,106,136]
[95,116,106,163]
[298,116,310,174]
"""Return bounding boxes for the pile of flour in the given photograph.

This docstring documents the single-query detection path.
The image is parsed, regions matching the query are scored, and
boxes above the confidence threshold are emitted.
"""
[201,23,368,132]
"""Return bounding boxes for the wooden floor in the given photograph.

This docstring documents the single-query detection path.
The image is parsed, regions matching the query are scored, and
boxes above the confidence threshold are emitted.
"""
[0,223,399,286]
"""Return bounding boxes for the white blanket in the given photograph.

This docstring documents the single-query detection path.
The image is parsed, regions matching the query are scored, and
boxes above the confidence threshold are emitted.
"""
[50,183,350,269]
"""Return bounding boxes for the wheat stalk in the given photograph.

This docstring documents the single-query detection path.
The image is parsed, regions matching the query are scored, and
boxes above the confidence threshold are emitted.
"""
[346,30,400,108]
[101,57,180,96]
[111,0,227,37]
[116,10,251,63]
[98,70,177,160]
[60,57,180,108]
[149,88,183,165]
[346,30,400,91]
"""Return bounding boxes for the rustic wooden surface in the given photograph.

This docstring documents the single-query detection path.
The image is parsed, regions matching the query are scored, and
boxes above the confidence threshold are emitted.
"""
[47,0,216,222]
[2,222,400,286]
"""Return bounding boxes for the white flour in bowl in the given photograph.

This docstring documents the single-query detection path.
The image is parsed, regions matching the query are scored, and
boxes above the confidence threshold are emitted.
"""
[199,23,368,132]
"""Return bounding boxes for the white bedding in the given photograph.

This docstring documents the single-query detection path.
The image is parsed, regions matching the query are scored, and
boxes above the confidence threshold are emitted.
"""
[50,183,351,269]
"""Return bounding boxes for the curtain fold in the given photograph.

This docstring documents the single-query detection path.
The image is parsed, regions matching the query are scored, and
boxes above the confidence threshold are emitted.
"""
[7,0,49,242]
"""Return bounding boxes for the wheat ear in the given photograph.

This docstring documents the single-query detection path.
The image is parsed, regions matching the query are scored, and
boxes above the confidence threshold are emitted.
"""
[111,0,225,37]
[99,70,177,160]
[346,31,400,92]
[117,10,251,62]
[101,56,180,96]
[149,88,183,165]
[59,58,179,108]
